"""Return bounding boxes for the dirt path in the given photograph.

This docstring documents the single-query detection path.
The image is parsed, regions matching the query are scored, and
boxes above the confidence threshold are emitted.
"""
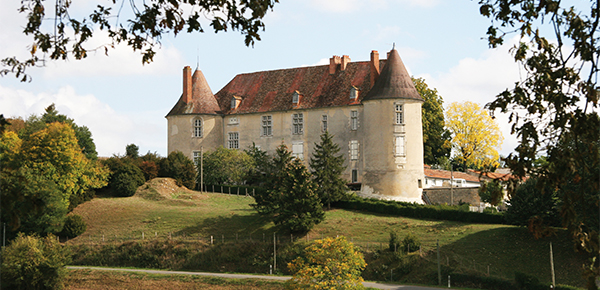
[67,266,446,290]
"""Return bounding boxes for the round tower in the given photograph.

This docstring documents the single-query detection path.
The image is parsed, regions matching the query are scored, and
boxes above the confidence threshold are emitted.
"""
[361,48,425,203]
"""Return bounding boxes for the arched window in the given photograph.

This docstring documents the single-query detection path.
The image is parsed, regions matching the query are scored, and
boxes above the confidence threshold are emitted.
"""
[193,118,203,138]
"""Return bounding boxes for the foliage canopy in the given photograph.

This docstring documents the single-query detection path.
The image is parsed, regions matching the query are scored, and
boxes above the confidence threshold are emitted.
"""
[413,77,451,166]
[1,0,279,81]
[446,101,503,171]
[478,0,599,286]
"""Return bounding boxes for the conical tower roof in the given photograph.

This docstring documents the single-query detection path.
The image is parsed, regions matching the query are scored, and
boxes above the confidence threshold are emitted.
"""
[362,48,423,102]
[190,69,221,114]
[166,68,221,116]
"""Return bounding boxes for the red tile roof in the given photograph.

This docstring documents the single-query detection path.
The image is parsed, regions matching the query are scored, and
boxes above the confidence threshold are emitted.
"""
[167,49,423,116]
[424,167,481,183]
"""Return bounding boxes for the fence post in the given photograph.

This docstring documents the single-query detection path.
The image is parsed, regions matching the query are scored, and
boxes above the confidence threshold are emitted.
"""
[437,239,441,286]
[222,234,224,243]
[211,235,213,245]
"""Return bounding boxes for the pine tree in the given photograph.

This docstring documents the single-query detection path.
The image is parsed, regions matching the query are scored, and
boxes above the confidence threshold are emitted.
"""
[274,158,324,233]
[252,142,291,215]
[310,131,348,210]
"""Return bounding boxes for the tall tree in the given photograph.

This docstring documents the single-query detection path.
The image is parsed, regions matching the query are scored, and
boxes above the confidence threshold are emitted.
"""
[413,77,451,166]
[309,131,348,210]
[478,1,599,287]
[446,101,503,171]
[273,158,324,233]
[252,143,291,216]
[125,144,140,159]
[1,0,279,81]
[24,104,98,161]
[160,151,196,189]
[244,143,273,187]
[0,122,108,238]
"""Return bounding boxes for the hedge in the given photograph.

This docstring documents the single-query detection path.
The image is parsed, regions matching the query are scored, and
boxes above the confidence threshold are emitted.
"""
[333,197,506,224]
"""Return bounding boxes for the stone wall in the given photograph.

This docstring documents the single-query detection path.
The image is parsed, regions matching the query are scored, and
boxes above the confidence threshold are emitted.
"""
[423,187,481,206]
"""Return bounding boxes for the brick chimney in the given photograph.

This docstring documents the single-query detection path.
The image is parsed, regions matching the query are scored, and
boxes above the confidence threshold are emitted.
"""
[329,55,341,74]
[183,66,192,103]
[370,50,380,88]
[341,55,351,71]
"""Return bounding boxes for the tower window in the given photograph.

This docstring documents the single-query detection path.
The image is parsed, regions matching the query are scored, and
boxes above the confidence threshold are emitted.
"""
[395,104,404,124]
[350,140,359,160]
[322,115,328,132]
[193,118,203,138]
[395,135,405,156]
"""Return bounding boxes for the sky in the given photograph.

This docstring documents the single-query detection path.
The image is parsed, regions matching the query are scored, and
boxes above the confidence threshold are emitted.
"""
[0,0,525,158]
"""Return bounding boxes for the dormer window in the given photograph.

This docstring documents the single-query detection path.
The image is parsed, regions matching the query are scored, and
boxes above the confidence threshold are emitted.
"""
[350,86,359,100]
[292,91,301,105]
[231,96,242,109]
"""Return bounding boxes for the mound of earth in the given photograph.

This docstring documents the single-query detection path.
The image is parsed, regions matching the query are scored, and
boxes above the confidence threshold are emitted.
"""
[135,178,198,200]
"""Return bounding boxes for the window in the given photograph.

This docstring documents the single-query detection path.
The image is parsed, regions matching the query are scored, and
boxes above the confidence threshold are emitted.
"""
[292,113,303,135]
[395,136,405,156]
[395,104,403,124]
[262,115,272,136]
[292,142,303,160]
[350,110,358,130]
[228,132,239,149]
[351,169,358,183]
[418,179,423,188]
[193,151,202,166]
[350,140,359,160]
[231,98,236,109]
[193,118,202,137]
[228,117,239,125]
[322,115,328,132]
[292,91,300,104]
[350,87,359,100]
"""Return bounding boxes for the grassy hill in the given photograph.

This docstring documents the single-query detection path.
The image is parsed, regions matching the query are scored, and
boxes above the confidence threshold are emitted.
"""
[68,178,587,288]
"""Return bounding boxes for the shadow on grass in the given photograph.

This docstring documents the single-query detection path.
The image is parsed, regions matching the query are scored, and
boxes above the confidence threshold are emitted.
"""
[174,212,289,241]
[438,226,587,288]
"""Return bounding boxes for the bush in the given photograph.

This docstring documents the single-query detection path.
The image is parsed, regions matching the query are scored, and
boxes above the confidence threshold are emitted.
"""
[112,162,145,197]
[160,151,195,189]
[401,233,421,253]
[504,178,560,227]
[1,233,70,290]
[286,236,366,290]
[60,214,87,238]
[389,231,400,252]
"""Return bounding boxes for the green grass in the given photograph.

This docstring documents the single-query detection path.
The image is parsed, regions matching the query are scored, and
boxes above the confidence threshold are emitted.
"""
[70,191,587,288]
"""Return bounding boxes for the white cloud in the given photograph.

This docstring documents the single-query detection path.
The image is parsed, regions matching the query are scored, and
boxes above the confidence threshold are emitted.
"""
[0,85,166,157]
[41,32,185,79]
[420,36,523,156]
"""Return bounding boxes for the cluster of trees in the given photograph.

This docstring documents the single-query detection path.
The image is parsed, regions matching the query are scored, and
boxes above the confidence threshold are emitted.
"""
[0,105,109,241]
[101,144,195,197]
[200,132,348,233]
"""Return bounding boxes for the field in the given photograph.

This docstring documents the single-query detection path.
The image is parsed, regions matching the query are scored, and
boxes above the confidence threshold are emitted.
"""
[67,179,588,288]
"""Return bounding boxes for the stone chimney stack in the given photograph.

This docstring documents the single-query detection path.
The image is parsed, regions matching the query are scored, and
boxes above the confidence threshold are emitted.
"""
[329,55,341,74]
[183,66,192,103]
[341,55,351,71]
[370,50,380,88]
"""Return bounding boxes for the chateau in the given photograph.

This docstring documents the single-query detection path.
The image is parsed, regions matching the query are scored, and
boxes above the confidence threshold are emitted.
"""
[166,48,425,203]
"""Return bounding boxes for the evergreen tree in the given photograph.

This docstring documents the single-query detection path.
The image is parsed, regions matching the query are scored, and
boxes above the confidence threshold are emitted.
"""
[252,143,291,215]
[309,131,347,210]
[273,158,324,233]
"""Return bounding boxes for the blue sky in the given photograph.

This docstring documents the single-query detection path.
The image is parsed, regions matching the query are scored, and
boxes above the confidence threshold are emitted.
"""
[0,0,523,158]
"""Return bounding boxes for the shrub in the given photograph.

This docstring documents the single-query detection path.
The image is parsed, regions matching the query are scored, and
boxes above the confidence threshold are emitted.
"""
[504,178,560,227]
[139,160,158,181]
[389,231,400,252]
[160,151,195,189]
[1,233,70,290]
[286,236,366,290]
[401,233,421,253]
[61,214,87,238]
[111,162,145,197]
